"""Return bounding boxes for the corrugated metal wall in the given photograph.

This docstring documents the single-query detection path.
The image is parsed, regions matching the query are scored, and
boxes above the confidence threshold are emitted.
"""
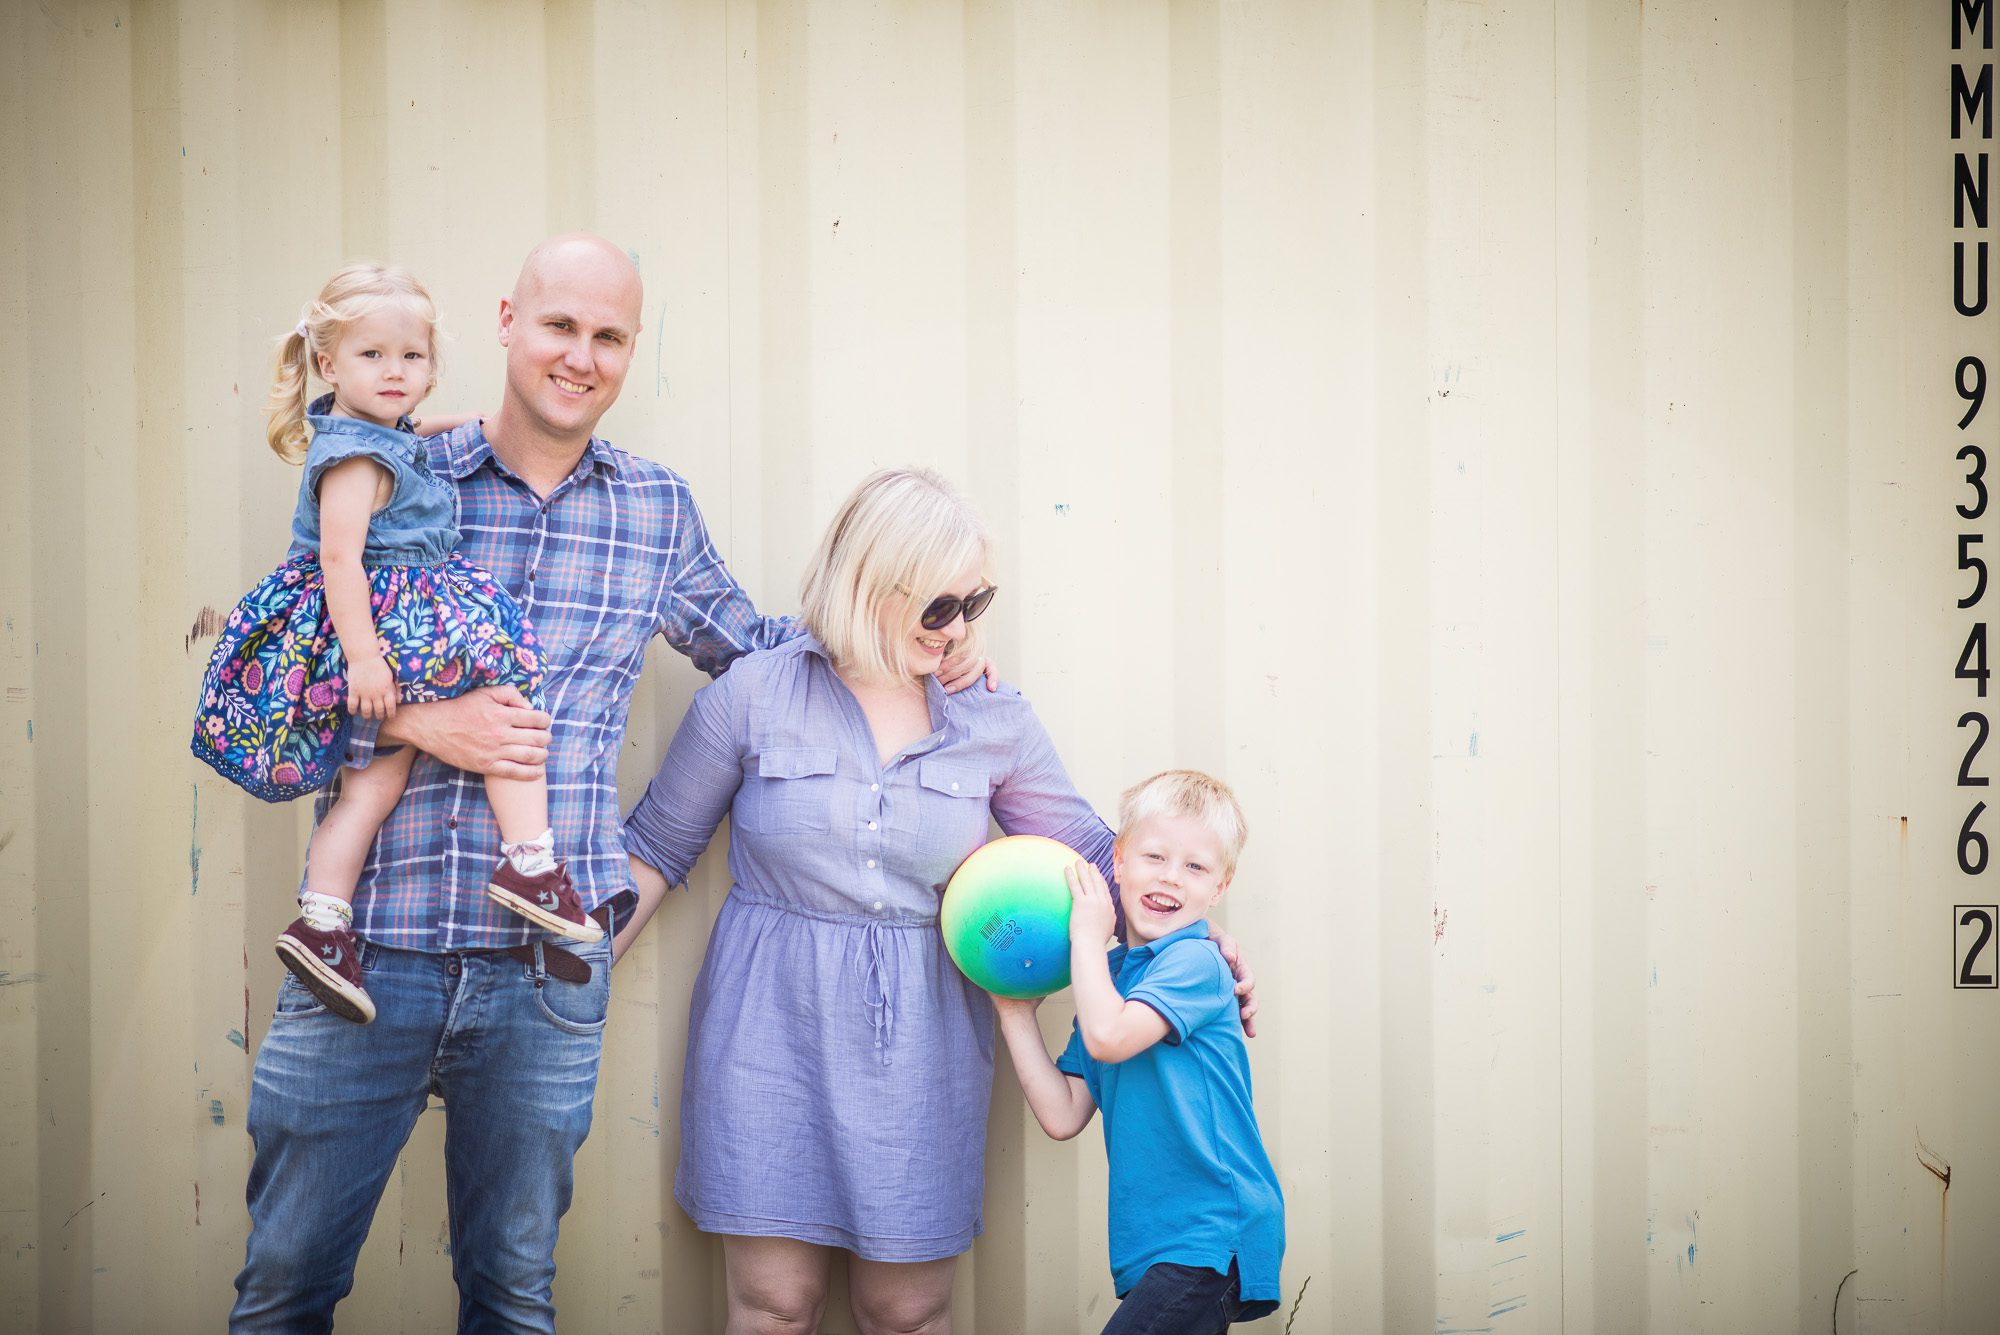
[4,0,1995,1331]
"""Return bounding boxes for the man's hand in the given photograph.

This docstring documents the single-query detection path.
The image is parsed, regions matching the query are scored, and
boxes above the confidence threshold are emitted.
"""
[936,652,999,694]
[382,685,552,779]
[1066,859,1118,949]
[1206,925,1260,1038]
[409,411,485,436]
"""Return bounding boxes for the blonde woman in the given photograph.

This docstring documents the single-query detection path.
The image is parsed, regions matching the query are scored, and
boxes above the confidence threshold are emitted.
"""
[618,467,1256,1334]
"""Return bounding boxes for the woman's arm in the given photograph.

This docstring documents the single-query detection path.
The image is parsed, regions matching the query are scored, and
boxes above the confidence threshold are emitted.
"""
[316,457,397,719]
[992,996,1097,1140]
[613,855,672,964]
[616,669,748,958]
[987,696,1119,888]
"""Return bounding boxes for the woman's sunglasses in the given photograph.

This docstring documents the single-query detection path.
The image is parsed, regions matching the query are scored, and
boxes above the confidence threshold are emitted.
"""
[897,582,999,631]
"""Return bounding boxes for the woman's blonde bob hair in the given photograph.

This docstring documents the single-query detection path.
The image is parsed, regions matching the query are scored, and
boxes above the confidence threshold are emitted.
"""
[265,262,441,464]
[800,467,991,687]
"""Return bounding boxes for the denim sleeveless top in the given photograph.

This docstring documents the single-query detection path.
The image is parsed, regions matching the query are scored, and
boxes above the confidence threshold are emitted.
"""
[288,394,460,566]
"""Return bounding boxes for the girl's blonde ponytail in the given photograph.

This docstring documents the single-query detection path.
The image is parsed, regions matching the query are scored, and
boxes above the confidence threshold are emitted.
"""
[265,325,314,463]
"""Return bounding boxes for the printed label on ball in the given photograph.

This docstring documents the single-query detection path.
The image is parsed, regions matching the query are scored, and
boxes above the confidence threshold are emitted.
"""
[981,912,1020,951]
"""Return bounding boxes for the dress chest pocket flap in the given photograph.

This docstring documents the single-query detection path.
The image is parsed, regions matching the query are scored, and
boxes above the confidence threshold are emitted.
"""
[739,746,839,833]
[915,759,991,851]
[917,760,989,799]
[757,747,838,780]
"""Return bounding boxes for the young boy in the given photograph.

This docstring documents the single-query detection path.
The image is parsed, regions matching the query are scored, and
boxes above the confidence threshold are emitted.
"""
[992,769,1285,1334]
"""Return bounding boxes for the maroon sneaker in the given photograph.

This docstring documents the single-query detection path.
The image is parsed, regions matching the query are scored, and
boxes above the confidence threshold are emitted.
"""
[486,860,604,943]
[274,918,376,1024]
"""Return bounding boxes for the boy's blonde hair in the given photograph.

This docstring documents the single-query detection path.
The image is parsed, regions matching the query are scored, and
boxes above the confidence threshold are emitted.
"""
[1116,769,1249,880]
[265,262,442,464]
[800,467,990,687]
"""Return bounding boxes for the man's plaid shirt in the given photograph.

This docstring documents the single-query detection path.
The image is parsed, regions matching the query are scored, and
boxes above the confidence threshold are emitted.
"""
[310,421,796,951]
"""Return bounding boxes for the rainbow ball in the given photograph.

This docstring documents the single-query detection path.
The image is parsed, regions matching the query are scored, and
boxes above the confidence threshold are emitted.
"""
[941,835,1079,999]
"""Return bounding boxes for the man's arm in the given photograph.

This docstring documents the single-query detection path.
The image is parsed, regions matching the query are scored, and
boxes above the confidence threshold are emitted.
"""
[368,686,554,779]
[660,488,800,677]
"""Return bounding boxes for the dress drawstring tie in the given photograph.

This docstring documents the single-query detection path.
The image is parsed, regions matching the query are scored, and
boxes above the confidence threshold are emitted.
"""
[857,920,896,1065]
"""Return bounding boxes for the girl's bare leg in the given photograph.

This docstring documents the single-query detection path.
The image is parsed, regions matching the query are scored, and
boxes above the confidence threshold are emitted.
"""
[483,772,551,847]
[305,747,418,903]
[483,770,603,941]
[284,747,415,1023]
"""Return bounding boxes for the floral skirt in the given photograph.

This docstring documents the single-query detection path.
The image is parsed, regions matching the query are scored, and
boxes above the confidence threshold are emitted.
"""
[191,552,544,801]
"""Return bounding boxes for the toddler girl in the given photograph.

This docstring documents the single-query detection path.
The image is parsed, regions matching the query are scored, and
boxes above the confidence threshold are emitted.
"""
[192,262,601,1024]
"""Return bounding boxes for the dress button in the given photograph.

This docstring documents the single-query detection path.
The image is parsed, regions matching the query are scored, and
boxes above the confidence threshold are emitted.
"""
[950,782,959,791]
[872,901,884,912]
[866,859,877,869]
[446,959,461,977]
[870,783,880,792]
[446,818,458,829]
[867,821,878,831]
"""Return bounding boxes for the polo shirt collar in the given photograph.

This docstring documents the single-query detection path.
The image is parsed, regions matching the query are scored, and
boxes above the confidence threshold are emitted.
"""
[1116,919,1213,971]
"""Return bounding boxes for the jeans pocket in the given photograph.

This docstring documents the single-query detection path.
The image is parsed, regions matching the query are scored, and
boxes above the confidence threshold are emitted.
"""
[272,971,329,1019]
[532,943,612,1034]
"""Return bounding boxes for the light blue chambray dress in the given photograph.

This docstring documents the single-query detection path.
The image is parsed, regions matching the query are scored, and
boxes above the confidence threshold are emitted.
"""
[622,634,1115,1260]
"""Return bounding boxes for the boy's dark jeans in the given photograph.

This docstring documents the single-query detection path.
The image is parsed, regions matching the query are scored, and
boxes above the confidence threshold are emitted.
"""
[1100,1258,1253,1334]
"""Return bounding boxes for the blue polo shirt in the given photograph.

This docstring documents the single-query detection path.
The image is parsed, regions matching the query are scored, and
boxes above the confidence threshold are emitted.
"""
[1057,921,1284,1314]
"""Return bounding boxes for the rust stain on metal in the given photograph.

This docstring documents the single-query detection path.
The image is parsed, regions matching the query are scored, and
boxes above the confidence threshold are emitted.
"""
[1433,904,1449,944]
[1917,1135,1951,1190]
[186,605,227,654]
[1917,1133,1952,1298]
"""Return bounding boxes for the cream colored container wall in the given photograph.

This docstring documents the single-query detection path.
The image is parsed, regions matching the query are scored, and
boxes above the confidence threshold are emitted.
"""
[2,1,1994,1332]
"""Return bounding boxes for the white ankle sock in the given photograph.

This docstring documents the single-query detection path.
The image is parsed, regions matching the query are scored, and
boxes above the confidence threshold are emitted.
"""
[299,891,353,932]
[503,829,557,876]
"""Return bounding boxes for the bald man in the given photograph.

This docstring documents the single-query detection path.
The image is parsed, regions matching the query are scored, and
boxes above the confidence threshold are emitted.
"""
[228,235,893,1332]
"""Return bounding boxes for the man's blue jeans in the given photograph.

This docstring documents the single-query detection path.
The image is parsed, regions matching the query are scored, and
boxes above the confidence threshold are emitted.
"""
[229,930,611,1335]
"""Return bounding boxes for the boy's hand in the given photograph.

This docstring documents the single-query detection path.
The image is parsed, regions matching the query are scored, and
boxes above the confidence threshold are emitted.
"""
[1207,925,1260,1038]
[1065,859,1118,948]
[937,651,999,694]
[347,653,398,720]
[991,993,1043,1021]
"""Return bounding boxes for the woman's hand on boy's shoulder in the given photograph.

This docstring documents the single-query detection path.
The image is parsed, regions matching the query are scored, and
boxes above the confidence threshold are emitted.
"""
[1206,926,1259,1038]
